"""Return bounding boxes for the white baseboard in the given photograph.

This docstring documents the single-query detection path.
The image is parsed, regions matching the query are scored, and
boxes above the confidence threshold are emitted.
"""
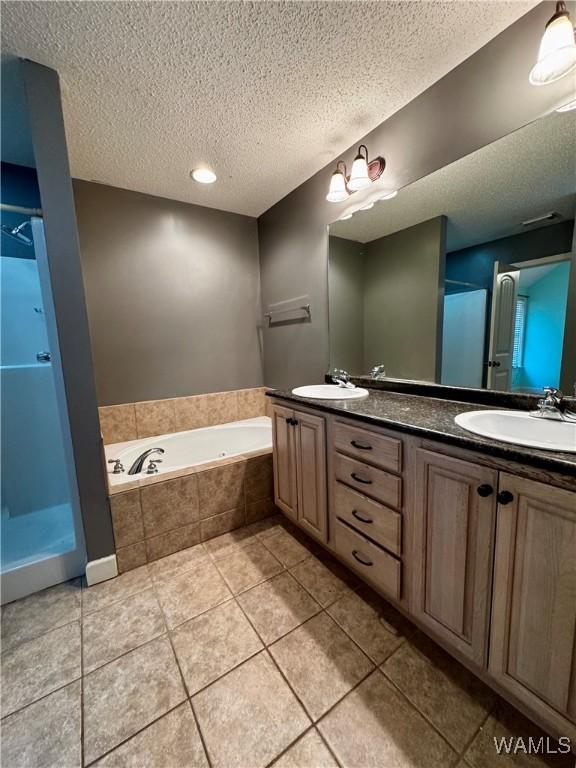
[85,554,118,586]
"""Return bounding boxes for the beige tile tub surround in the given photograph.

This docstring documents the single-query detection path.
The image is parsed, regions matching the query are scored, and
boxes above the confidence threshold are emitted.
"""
[99,387,269,444]
[110,453,277,573]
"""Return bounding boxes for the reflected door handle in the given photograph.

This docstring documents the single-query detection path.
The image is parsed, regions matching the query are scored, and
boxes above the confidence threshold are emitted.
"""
[36,351,51,362]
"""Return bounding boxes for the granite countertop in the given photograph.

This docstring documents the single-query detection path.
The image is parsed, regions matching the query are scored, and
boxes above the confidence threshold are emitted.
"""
[268,388,576,477]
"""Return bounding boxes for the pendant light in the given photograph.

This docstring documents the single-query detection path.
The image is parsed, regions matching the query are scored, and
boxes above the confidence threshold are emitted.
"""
[326,161,349,203]
[530,1,576,86]
[348,145,371,191]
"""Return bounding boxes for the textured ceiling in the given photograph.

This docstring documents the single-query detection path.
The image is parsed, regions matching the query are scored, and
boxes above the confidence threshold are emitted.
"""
[330,109,576,251]
[1,1,537,217]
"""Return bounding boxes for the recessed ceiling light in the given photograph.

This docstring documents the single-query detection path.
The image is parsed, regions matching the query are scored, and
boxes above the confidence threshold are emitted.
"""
[379,190,398,200]
[191,168,217,184]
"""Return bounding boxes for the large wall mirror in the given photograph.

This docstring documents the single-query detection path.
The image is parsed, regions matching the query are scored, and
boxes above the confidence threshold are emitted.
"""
[328,109,575,395]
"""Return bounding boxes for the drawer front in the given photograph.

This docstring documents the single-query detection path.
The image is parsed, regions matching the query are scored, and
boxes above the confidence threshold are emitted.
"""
[334,482,401,556]
[334,421,402,473]
[334,519,401,600]
[335,453,402,509]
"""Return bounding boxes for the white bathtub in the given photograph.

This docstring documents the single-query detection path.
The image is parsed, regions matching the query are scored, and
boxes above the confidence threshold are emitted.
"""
[105,416,272,489]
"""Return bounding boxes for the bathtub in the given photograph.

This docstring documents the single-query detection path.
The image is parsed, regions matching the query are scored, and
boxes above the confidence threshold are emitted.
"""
[104,416,272,490]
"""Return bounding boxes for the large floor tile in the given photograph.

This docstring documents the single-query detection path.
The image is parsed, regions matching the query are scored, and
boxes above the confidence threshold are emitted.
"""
[261,530,312,568]
[319,671,458,768]
[94,703,209,768]
[215,541,283,594]
[0,680,81,768]
[155,561,232,629]
[290,556,353,608]
[272,729,339,768]
[193,651,310,768]
[237,571,321,645]
[82,566,152,615]
[464,699,574,768]
[82,588,166,673]
[203,526,262,560]
[1,579,81,653]
[171,600,263,694]
[327,590,406,664]
[270,613,373,721]
[147,543,210,583]
[83,636,186,764]
[383,633,495,752]
[1,621,81,717]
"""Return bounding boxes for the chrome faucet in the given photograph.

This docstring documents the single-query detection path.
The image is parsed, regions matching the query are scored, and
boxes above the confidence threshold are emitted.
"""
[530,387,576,422]
[128,447,165,475]
[331,368,355,389]
[370,364,386,379]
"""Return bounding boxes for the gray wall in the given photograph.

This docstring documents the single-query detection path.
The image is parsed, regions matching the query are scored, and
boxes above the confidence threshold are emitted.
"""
[364,217,446,382]
[74,181,263,406]
[22,61,114,562]
[258,3,576,390]
[328,236,365,374]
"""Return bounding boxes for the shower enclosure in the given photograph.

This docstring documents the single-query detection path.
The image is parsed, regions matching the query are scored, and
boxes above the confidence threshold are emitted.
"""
[1,206,86,603]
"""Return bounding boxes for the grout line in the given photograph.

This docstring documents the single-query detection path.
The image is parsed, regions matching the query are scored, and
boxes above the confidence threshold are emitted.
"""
[148,564,215,768]
[458,706,493,761]
[377,666,463,762]
[0,676,82,724]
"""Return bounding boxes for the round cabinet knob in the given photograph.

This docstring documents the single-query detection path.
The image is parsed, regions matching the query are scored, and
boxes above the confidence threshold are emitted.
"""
[497,490,514,505]
[477,484,494,497]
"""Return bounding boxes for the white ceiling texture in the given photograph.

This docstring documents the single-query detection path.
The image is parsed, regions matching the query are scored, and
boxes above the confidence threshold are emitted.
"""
[1,1,537,217]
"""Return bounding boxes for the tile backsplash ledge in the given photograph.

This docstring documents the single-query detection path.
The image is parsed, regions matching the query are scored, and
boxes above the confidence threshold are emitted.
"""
[99,387,271,444]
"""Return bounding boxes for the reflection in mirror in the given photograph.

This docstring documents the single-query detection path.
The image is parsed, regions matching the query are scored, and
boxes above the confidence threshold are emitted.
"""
[328,110,576,394]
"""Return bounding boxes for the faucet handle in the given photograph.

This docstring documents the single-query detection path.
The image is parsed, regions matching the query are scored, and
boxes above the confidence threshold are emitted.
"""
[108,459,125,474]
[543,387,563,403]
[146,459,162,474]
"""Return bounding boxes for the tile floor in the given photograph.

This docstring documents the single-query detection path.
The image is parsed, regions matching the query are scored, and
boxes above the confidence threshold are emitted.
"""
[1,514,573,768]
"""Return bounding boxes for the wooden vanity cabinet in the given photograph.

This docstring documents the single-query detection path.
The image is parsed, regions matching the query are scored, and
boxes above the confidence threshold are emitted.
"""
[271,403,327,541]
[411,449,498,666]
[490,473,576,735]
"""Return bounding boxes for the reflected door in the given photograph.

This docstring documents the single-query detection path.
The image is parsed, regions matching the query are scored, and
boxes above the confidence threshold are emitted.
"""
[487,262,519,391]
[0,217,86,603]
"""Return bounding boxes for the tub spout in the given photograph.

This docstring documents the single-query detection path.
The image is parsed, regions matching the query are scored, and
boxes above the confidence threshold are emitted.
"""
[128,447,165,475]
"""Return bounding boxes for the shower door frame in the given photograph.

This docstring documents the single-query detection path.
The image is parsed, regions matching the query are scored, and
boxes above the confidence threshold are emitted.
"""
[1,217,86,604]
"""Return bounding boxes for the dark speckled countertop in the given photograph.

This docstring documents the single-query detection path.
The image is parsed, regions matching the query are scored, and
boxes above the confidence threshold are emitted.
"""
[268,388,576,478]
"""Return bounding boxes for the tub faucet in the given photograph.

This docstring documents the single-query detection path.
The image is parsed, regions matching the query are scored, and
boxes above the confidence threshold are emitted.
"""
[530,387,576,422]
[128,447,165,475]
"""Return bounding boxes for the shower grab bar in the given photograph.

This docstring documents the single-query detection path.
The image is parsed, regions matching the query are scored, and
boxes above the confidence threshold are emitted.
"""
[0,203,43,217]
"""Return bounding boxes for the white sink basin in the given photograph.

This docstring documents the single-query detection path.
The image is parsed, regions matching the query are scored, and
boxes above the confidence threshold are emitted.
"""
[292,384,369,400]
[455,410,576,453]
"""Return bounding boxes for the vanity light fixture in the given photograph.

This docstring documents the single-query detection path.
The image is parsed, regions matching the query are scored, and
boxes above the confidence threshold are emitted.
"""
[557,97,576,111]
[326,161,349,203]
[338,213,354,220]
[359,201,375,211]
[378,190,398,200]
[326,145,385,203]
[191,167,217,184]
[348,145,371,191]
[530,1,576,86]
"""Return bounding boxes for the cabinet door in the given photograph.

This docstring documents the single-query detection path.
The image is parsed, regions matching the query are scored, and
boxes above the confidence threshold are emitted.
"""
[295,410,327,542]
[490,474,576,734]
[271,404,298,521]
[412,449,497,665]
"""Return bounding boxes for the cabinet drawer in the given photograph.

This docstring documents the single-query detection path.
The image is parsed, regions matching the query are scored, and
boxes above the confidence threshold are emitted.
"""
[334,482,401,556]
[334,519,401,600]
[335,453,402,509]
[334,421,402,473]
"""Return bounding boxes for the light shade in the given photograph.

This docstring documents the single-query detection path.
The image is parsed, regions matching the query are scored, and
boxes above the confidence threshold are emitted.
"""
[191,168,217,184]
[326,166,349,202]
[379,190,398,200]
[348,146,371,191]
[557,97,576,111]
[359,201,374,211]
[530,4,576,86]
